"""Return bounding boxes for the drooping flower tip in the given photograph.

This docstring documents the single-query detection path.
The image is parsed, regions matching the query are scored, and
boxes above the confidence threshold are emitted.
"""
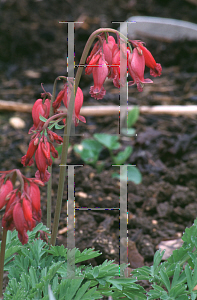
[89,85,106,100]
[21,139,38,167]
[150,63,162,77]
[31,178,45,187]
[35,169,51,183]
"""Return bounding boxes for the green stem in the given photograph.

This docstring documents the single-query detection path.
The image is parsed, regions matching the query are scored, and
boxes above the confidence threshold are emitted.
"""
[47,77,60,232]
[0,228,7,299]
[50,27,128,246]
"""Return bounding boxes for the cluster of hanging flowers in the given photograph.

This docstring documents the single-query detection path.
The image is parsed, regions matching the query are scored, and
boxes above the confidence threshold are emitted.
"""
[0,170,43,244]
[85,33,162,99]
[21,78,86,183]
[21,96,64,183]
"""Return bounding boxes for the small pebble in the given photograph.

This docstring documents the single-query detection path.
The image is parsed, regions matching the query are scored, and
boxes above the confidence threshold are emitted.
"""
[9,117,25,129]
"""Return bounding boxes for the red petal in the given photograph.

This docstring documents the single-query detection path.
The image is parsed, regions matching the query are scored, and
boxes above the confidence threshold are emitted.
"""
[22,197,32,222]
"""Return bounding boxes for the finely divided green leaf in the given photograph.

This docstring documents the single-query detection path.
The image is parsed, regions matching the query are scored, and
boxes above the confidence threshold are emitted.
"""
[160,269,170,291]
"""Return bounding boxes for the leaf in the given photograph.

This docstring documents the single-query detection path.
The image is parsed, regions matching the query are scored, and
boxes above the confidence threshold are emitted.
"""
[127,166,142,184]
[191,291,197,300]
[170,284,187,298]
[132,266,151,281]
[81,139,103,152]
[4,245,22,265]
[29,266,38,288]
[147,284,167,300]
[46,245,68,257]
[176,295,190,300]
[74,139,103,165]
[34,261,64,291]
[182,223,197,245]
[153,250,165,272]
[39,115,47,122]
[171,264,181,289]
[93,133,120,150]
[54,123,66,130]
[93,266,99,278]
[106,279,122,291]
[123,289,147,300]
[27,222,50,242]
[121,128,136,136]
[63,277,84,300]
[192,259,197,289]
[113,146,133,165]
[185,264,193,292]
[127,106,139,127]
[80,286,100,299]
[74,281,91,300]
[107,278,136,291]
[113,166,142,184]
[111,172,120,179]
[160,269,170,291]
[75,248,102,263]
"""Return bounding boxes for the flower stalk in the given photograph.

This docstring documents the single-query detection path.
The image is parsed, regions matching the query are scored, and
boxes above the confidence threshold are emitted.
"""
[50,28,124,246]
[47,76,65,232]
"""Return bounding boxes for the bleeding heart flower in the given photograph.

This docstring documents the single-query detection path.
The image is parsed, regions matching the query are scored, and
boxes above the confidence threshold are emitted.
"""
[13,202,29,245]
[89,54,109,100]
[131,40,162,77]
[32,98,51,130]
[128,48,153,92]
[53,83,86,126]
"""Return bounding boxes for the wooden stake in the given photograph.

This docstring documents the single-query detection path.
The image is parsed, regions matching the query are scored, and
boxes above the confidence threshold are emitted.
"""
[1,100,197,116]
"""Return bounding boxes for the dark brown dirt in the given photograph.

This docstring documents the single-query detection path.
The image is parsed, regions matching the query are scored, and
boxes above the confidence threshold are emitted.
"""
[1,0,197,293]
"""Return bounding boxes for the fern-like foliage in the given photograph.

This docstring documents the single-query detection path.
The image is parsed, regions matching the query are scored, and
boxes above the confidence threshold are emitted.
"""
[3,223,146,300]
[4,219,197,299]
[132,218,197,299]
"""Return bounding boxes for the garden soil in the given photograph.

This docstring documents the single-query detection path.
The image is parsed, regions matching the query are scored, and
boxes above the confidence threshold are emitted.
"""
[0,0,197,292]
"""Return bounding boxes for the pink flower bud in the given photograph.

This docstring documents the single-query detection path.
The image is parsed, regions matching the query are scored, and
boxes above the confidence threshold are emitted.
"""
[13,202,29,245]
[22,197,32,222]
[0,179,13,210]
[51,132,63,144]
[24,181,41,212]
[50,143,58,158]
[21,139,38,166]
[52,89,65,110]
[102,35,116,66]
[35,142,49,181]
[41,139,52,166]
